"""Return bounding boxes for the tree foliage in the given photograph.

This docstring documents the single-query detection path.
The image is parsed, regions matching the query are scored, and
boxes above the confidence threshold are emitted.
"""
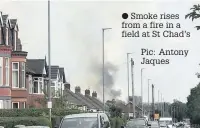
[187,83,200,124]
[186,4,200,30]
[168,100,187,122]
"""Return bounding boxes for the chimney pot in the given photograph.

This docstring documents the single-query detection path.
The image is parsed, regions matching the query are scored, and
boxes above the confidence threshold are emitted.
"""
[85,89,90,96]
[75,86,81,93]
[92,91,97,98]
[64,83,70,90]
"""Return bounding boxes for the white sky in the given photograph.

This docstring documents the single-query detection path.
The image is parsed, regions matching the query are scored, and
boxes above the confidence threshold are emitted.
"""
[1,0,200,103]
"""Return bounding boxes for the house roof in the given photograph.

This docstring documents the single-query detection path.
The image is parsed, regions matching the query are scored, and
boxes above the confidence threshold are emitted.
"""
[26,65,35,74]
[10,19,17,29]
[0,12,3,26]
[46,65,59,79]
[85,95,104,110]
[59,67,66,83]
[2,15,8,25]
[63,90,85,106]
[26,59,46,75]
[64,89,90,107]
[75,92,99,109]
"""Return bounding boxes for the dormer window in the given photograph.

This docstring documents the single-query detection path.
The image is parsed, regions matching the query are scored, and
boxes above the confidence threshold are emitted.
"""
[6,28,8,45]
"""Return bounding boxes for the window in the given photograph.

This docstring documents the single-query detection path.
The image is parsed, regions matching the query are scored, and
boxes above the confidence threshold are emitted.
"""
[29,75,33,94]
[33,77,43,94]
[21,62,25,88]
[0,57,2,86]
[5,58,9,86]
[12,62,19,88]
[0,100,3,109]
[12,102,19,109]
[6,28,8,45]
[33,81,38,93]
[21,102,26,109]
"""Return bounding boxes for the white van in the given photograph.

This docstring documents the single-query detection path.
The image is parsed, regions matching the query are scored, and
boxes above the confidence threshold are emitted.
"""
[58,113,111,128]
[159,117,173,128]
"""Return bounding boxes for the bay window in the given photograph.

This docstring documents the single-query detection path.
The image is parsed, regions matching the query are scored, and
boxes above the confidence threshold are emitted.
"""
[5,58,9,86]
[21,62,25,88]
[0,57,2,86]
[12,62,19,88]
[0,100,3,109]
[33,77,43,94]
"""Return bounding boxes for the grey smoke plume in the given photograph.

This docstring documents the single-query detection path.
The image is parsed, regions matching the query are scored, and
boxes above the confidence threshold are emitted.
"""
[90,60,121,99]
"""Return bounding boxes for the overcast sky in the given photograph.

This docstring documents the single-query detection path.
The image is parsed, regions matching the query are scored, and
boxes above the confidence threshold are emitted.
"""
[1,0,200,103]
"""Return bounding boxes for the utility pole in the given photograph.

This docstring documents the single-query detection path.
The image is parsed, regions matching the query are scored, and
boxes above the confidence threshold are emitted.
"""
[163,98,165,117]
[127,53,131,116]
[131,58,135,118]
[148,79,150,116]
[152,84,155,120]
[141,68,145,116]
[158,90,159,115]
[161,93,162,117]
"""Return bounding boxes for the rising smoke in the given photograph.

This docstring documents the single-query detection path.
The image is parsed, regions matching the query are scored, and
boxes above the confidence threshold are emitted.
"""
[90,60,122,99]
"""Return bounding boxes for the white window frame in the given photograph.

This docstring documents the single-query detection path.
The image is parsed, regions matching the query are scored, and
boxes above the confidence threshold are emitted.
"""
[21,62,25,88]
[12,62,19,88]
[12,102,19,109]
[22,102,26,109]
[0,57,3,86]
[29,75,33,94]
[33,77,43,94]
[0,100,3,109]
[6,28,8,45]
[5,58,9,86]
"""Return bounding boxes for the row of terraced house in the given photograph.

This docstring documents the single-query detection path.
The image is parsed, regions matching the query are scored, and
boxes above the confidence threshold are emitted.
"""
[0,11,104,111]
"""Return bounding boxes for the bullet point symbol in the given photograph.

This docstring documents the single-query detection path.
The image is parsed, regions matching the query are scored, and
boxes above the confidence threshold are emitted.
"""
[122,13,128,19]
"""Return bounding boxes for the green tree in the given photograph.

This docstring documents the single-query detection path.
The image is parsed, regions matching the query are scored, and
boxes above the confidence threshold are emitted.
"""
[169,100,187,122]
[109,105,122,118]
[186,4,200,30]
[187,83,200,124]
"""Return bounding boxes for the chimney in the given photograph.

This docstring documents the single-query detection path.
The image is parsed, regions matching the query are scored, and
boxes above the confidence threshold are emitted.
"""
[92,91,97,98]
[85,89,90,96]
[75,86,81,93]
[64,83,70,90]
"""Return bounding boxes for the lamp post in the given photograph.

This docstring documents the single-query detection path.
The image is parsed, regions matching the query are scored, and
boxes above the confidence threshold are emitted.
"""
[141,68,145,116]
[102,28,112,112]
[47,0,52,122]
[127,53,132,115]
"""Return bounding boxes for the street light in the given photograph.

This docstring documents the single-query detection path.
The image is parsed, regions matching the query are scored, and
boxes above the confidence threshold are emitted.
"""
[47,0,52,122]
[141,68,145,116]
[102,28,112,112]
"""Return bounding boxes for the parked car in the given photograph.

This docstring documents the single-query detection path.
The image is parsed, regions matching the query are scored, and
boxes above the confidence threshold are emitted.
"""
[160,122,167,128]
[150,121,159,128]
[57,112,111,128]
[121,118,148,128]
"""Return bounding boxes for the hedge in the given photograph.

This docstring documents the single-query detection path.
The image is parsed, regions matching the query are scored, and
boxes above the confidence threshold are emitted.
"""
[0,108,81,117]
[110,117,125,128]
[0,117,51,128]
